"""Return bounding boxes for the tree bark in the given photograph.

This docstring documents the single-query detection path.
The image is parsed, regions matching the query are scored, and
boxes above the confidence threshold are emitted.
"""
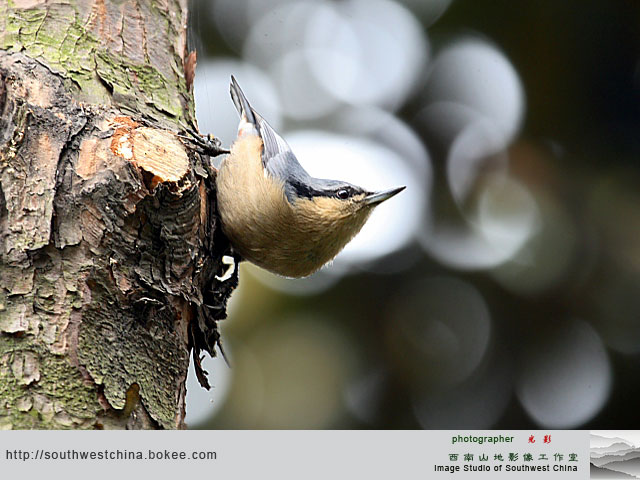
[0,0,235,429]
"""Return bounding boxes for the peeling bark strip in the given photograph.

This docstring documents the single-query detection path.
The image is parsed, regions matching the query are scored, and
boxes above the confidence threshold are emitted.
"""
[0,1,236,429]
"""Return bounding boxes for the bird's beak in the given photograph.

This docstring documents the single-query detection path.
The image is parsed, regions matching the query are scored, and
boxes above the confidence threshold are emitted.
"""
[363,186,406,206]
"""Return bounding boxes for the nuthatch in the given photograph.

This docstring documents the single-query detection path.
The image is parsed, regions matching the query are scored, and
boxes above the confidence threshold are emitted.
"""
[214,76,405,278]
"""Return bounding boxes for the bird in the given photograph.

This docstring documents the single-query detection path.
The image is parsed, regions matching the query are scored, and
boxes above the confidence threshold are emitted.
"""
[214,76,405,278]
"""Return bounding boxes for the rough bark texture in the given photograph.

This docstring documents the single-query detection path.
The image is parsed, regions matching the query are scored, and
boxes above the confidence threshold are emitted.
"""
[0,0,236,429]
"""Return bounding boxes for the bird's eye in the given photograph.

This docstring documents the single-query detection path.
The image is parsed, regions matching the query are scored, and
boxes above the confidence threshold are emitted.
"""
[337,189,349,200]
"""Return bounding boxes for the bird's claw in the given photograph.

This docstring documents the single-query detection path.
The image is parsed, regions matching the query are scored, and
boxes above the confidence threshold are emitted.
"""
[178,124,230,156]
[215,255,236,282]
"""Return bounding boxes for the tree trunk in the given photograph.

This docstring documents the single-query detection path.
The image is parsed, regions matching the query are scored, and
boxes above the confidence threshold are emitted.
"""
[0,0,235,429]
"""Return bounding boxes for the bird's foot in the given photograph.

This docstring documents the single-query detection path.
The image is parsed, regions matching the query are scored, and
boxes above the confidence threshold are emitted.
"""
[215,254,237,282]
[178,125,230,156]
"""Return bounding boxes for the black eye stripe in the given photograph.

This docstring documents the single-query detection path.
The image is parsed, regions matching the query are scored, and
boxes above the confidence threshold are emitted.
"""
[288,179,362,201]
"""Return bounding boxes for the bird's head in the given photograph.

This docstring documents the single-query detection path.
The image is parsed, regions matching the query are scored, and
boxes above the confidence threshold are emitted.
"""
[291,180,405,245]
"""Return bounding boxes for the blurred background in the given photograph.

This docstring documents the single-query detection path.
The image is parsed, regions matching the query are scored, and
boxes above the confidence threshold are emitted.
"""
[185,0,640,429]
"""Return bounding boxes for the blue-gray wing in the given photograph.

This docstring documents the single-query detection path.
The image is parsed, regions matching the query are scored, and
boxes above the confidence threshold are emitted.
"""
[230,76,312,200]
[255,115,315,201]
[254,113,305,175]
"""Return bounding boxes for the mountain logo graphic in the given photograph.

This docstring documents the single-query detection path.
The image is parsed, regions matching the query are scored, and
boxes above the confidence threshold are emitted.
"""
[591,432,640,479]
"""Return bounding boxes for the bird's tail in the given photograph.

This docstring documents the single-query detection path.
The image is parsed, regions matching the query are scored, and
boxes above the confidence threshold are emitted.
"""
[230,75,257,127]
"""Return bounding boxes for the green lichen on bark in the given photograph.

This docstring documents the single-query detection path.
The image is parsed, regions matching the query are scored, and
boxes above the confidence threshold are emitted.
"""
[0,239,98,429]
[0,0,193,123]
[0,336,98,429]
[95,51,182,117]
[1,2,107,101]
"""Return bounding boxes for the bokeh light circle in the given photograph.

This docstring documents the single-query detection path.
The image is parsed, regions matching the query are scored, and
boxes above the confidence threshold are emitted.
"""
[412,357,511,429]
[516,319,611,428]
[426,37,525,145]
[222,317,359,428]
[388,276,492,388]
[420,175,539,271]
